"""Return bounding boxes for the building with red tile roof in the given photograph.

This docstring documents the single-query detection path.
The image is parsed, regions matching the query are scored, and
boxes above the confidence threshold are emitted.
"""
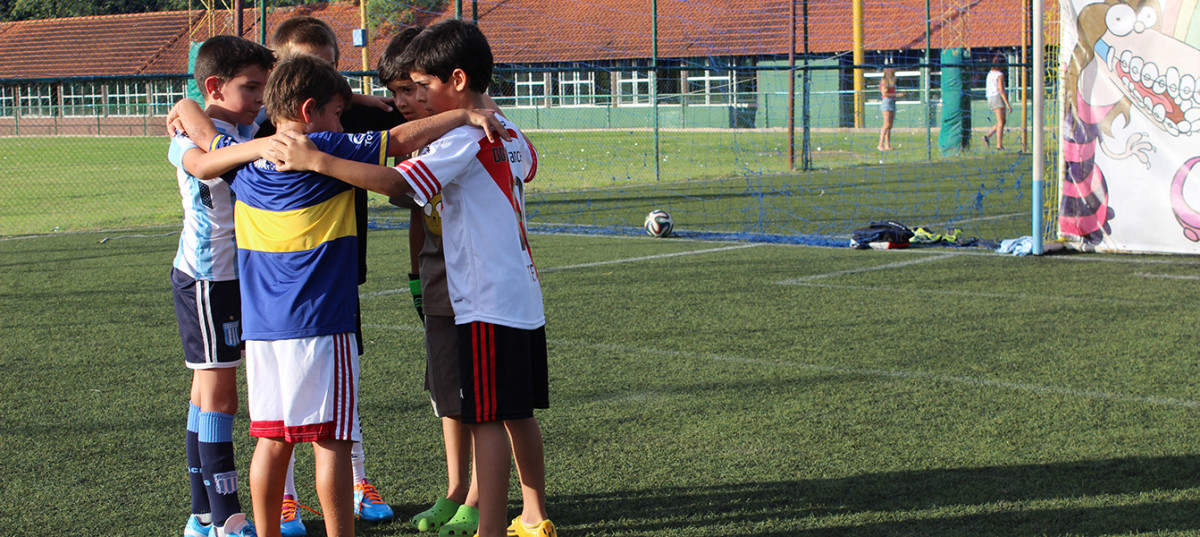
[0,0,1050,134]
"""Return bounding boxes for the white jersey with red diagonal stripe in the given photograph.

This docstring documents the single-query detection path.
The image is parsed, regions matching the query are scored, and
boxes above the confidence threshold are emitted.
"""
[396,116,544,330]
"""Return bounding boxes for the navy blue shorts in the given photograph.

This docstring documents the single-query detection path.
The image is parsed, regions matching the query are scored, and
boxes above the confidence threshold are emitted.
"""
[457,322,548,424]
[172,268,243,369]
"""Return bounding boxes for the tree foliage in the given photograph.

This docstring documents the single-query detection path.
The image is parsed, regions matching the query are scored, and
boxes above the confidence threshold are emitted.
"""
[0,0,331,22]
[366,0,444,36]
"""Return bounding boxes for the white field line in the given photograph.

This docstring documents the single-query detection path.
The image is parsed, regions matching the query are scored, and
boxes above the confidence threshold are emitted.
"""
[777,252,1151,305]
[778,253,957,283]
[362,324,1200,409]
[924,211,1027,228]
[782,281,1150,305]
[2,225,179,242]
[1136,272,1200,280]
[540,243,763,273]
[1033,254,1200,265]
[360,243,763,297]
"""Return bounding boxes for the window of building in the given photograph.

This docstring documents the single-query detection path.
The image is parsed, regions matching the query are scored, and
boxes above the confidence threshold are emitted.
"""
[19,84,54,117]
[490,74,516,106]
[515,72,548,107]
[615,69,652,106]
[150,79,186,116]
[685,69,734,105]
[0,85,14,117]
[62,83,105,117]
[106,80,147,116]
[556,71,597,106]
[366,77,391,97]
[343,75,389,97]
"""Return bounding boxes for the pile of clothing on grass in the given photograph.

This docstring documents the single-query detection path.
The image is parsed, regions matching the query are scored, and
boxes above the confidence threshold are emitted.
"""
[849,221,993,249]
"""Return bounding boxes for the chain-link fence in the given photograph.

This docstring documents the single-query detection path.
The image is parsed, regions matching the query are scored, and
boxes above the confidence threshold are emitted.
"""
[0,0,1055,243]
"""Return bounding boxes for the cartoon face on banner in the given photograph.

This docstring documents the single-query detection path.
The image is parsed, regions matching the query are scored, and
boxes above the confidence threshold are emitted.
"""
[1060,0,1200,252]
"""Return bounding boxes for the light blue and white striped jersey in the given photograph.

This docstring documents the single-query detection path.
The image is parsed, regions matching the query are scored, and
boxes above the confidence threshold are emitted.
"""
[169,119,258,281]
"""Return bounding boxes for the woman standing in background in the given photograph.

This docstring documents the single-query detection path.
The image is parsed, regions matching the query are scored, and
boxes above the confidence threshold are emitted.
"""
[983,55,1011,150]
[877,68,897,151]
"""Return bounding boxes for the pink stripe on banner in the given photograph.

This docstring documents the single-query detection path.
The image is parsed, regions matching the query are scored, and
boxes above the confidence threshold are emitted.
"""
[1062,140,1096,162]
[1076,93,1114,124]
[1061,207,1107,235]
[1060,166,1102,198]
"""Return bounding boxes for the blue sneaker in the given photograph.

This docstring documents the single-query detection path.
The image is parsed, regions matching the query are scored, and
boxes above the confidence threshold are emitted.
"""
[281,495,306,537]
[210,513,257,537]
[354,480,395,522]
[185,515,211,537]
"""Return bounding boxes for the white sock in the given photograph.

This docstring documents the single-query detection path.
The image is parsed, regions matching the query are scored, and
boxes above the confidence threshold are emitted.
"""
[284,454,298,498]
[351,441,366,484]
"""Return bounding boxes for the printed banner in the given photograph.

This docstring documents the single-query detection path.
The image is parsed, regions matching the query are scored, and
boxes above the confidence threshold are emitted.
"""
[1059,0,1200,253]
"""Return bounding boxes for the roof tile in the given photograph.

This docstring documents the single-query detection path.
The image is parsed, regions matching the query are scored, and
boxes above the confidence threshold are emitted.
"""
[0,0,1054,80]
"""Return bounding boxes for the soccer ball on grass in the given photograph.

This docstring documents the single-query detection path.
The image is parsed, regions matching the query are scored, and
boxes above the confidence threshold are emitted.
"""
[644,209,673,238]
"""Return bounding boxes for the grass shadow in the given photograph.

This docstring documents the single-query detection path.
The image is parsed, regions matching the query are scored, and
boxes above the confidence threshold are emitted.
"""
[548,455,1200,536]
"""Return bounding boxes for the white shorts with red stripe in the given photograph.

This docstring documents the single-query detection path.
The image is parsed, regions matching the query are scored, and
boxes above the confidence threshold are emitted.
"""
[245,333,360,443]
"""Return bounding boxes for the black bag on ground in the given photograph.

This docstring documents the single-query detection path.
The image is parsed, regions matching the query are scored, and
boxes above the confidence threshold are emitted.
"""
[849,221,913,249]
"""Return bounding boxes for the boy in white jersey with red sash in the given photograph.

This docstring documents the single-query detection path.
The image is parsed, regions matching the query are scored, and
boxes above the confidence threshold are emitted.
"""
[266,20,555,537]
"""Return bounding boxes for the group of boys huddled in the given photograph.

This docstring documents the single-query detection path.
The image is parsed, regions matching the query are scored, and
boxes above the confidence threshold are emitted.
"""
[168,15,554,537]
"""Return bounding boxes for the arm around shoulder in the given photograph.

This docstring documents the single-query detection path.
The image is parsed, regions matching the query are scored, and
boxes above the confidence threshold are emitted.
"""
[385,109,509,156]
[182,137,271,180]
[266,131,414,198]
[167,99,220,147]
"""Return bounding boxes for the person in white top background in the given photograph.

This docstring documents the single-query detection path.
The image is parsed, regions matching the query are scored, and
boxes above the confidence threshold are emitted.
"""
[982,54,1012,150]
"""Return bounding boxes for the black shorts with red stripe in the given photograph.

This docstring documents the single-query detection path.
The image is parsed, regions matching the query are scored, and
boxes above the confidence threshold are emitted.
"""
[457,321,548,424]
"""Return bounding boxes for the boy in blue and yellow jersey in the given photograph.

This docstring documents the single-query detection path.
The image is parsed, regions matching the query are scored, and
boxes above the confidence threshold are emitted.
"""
[168,34,273,537]
[218,54,507,537]
[268,18,404,532]
[265,21,552,537]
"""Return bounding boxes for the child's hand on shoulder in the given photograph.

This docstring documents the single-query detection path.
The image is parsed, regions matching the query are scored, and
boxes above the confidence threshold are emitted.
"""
[465,109,512,143]
[266,131,323,172]
[165,98,206,138]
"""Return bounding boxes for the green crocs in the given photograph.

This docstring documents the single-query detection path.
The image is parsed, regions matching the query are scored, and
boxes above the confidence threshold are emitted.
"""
[411,498,461,532]
[438,504,480,537]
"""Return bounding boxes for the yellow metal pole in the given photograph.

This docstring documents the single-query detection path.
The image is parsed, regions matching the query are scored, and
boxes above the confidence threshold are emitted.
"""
[852,0,864,128]
[1021,0,1029,152]
[360,0,371,94]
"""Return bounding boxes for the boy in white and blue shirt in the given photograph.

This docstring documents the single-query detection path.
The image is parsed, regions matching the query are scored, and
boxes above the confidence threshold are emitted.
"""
[167,35,274,537]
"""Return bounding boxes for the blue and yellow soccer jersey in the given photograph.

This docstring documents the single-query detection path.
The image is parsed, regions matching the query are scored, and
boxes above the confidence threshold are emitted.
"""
[230,130,389,341]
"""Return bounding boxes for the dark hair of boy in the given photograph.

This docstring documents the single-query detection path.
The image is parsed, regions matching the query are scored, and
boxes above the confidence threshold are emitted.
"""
[271,15,340,64]
[193,35,275,90]
[397,19,493,93]
[264,54,354,123]
[376,26,424,85]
